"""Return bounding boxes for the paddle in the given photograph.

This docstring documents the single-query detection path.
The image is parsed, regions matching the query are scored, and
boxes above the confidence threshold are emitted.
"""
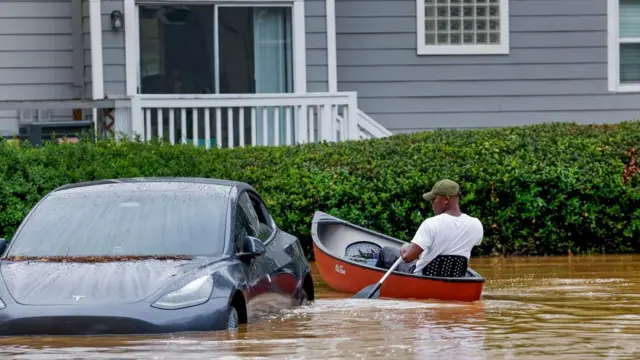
[353,257,403,299]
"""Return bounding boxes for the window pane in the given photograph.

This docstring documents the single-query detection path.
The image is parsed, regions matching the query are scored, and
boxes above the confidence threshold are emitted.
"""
[620,43,640,83]
[234,205,255,252]
[138,5,215,94]
[620,0,640,38]
[423,0,501,46]
[8,189,230,257]
[237,193,261,238]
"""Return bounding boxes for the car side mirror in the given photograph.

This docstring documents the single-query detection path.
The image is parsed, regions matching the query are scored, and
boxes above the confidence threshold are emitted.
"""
[238,236,266,258]
[0,239,6,256]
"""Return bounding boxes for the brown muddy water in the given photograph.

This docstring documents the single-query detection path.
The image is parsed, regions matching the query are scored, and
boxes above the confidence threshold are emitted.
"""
[0,255,638,359]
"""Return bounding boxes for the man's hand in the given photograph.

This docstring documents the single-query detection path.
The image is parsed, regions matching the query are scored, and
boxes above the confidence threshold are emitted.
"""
[399,242,423,263]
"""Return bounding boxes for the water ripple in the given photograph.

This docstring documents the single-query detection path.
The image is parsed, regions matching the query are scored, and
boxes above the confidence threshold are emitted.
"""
[1,256,640,359]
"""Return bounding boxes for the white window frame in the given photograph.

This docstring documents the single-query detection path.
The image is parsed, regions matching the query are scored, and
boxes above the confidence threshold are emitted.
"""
[607,0,640,92]
[124,0,307,96]
[416,0,510,55]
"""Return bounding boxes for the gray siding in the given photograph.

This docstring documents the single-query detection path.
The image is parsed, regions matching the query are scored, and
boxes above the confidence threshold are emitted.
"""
[84,0,327,97]
[335,0,640,133]
[306,0,328,92]
[0,0,82,135]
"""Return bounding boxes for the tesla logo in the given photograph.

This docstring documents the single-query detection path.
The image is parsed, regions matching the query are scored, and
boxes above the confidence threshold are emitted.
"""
[335,264,346,275]
[72,295,84,302]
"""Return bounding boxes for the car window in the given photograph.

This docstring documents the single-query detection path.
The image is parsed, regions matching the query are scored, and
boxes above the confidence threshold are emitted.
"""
[248,194,274,241]
[7,188,230,257]
[234,201,256,253]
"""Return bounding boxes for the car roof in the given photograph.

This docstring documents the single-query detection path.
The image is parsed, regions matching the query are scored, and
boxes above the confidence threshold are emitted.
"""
[51,177,254,195]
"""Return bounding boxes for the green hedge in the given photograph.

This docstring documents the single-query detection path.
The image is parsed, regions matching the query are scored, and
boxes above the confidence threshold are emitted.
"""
[1,121,639,259]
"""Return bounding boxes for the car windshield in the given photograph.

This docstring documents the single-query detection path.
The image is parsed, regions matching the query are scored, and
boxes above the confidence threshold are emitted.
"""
[6,187,230,258]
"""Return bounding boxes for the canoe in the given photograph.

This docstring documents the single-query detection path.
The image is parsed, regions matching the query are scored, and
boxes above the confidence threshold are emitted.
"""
[311,211,485,301]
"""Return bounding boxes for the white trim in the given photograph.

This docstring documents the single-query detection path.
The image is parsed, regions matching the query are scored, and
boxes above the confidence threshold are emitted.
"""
[607,0,640,93]
[292,0,307,93]
[124,0,138,96]
[325,0,337,92]
[125,0,307,95]
[416,0,509,55]
[89,0,104,99]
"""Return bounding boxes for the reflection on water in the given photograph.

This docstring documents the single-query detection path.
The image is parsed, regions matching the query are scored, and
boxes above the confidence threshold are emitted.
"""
[0,255,639,359]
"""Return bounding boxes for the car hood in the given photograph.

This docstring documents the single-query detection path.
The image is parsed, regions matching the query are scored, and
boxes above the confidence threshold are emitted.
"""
[0,257,222,306]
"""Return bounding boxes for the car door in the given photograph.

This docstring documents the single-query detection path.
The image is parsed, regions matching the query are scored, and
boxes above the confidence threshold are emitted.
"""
[245,192,299,305]
[233,192,272,318]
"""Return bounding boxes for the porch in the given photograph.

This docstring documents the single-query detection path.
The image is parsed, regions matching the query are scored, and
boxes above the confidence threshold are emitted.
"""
[86,0,391,146]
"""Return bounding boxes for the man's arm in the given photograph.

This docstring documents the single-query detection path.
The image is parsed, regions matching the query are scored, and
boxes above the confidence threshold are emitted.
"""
[400,242,423,262]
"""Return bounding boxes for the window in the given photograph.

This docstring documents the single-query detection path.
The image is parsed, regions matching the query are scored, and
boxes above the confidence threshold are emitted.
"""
[608,0,640,92]
[234,200,255,253]
[416,0,509,55]
[138,5,293,95]
[9,189,230,257]
[234,192,274,253]
[248,195,275,241]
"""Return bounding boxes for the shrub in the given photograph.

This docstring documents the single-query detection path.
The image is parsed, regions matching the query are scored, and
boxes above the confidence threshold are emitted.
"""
[0,121,639,259]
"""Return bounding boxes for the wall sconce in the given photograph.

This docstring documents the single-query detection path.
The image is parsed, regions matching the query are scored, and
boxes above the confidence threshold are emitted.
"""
[110,10,124,30]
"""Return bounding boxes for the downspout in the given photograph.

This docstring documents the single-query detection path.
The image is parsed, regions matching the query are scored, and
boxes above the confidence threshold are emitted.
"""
[325,0,337,92]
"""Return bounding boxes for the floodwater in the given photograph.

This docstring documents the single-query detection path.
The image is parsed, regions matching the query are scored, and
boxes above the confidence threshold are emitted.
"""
[0,255,638,359]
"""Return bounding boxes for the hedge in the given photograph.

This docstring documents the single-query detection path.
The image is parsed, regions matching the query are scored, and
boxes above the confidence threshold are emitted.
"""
[0,121,639,259]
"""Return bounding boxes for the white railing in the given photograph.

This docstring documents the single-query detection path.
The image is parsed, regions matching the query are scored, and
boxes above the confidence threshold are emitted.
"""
[356,109,394,139]
[122,92,361,148]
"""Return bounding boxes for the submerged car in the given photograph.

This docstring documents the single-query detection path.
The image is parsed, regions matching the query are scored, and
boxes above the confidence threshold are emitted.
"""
[0,177,314,335]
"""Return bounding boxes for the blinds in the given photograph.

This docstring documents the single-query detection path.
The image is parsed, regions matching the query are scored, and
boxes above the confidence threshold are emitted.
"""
[620,0,640,38]
[620,0,640,83]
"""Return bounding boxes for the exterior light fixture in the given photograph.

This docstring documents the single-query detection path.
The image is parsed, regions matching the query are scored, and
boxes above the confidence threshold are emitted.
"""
[110,10,124,30]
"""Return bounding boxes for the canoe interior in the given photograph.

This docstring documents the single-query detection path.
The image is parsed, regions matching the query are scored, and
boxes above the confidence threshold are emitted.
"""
[314,216,482,280]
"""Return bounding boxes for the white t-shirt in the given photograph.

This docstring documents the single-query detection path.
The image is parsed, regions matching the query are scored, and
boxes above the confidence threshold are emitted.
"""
[410,213,484,274]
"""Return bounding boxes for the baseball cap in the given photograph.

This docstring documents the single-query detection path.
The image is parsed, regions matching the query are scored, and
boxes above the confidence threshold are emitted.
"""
[422,179,461,201]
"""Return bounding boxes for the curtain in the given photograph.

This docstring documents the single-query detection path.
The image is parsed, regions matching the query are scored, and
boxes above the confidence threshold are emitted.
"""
[619,0,640,83]
[253,7,294,145]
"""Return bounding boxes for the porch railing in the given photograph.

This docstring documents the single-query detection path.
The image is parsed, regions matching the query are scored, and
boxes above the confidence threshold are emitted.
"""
[0,92,393,148]
[356,109,394,139]
[122,92,366,148]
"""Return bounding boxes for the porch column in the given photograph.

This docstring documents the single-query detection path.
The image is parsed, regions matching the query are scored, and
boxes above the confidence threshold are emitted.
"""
[325,0,337,92]
[89,0,104,100]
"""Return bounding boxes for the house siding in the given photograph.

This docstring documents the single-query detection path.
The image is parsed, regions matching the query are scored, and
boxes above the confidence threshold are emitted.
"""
[335,0,640,133]
[0,0,82,135]
[306,0,328,92]
[83,0,327,97]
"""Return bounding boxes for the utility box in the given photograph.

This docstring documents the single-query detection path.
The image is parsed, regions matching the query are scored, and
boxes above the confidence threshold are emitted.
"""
[18,121,94,146]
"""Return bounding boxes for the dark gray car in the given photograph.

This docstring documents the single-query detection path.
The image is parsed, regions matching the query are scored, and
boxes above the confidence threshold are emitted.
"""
[0,177,314,335]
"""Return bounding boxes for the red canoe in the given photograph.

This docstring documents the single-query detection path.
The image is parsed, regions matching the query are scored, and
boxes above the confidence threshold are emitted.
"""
[311,211,485,302]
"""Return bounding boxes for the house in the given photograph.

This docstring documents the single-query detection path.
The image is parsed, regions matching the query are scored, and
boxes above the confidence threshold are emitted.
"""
[0,0,638,147]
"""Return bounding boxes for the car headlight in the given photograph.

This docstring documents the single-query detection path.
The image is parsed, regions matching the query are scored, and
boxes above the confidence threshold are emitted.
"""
[151,275,214,310]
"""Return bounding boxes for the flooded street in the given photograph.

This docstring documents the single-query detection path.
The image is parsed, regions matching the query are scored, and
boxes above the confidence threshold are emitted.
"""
[0,255,638,359]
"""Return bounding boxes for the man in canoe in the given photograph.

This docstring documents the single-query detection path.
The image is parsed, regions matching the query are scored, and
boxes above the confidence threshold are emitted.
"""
[374,179,484,276]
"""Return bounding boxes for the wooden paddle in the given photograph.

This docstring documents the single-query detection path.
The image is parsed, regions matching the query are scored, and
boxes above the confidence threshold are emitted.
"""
[353,257,403,299]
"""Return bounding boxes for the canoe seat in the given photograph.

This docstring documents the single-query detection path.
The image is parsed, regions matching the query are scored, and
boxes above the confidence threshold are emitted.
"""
[344,241,382,260]
[421,255,468,278]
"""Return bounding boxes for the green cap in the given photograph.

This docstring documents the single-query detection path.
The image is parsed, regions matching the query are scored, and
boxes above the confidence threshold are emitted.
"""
[422,179,461,201]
